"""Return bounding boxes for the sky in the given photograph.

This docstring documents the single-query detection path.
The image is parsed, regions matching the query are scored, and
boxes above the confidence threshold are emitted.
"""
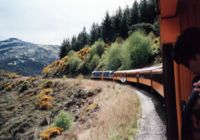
[0,0,134,45]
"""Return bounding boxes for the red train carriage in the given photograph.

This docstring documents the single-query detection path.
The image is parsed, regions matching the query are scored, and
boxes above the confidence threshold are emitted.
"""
[158,0,200,139]
[113,65,163,97]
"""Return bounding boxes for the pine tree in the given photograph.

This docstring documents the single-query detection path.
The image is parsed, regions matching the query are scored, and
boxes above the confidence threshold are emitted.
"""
[146,0,156,24]
[129,1,140,26]
[120,11,129,39]
[71,36,78,51]
[140,0,156,23]
[96,25,102,40]
[113,7,123,37]
[140,0,148,23]
[101,12,115,43]
[76,27,89,51]
[59,39,71,59]
[90,23,102,44]
[124,5,130,20]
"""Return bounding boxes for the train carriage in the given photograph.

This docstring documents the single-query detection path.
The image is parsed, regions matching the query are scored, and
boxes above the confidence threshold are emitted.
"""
[151,68,164,97]
[102,71,114,80]
[91,71,114,80]
[112,65,164,97]
[158,0,200,139]
[91,71,103,79]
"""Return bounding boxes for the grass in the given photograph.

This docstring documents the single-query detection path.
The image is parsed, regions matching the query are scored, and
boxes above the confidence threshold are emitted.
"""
[79,84,141,140]
[72,74,84,86]
[96,93,140,140]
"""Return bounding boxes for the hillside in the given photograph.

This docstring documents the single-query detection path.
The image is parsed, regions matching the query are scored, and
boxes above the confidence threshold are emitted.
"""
[0,71,140,140]
[43,31,161,78]
[0,38,59,75]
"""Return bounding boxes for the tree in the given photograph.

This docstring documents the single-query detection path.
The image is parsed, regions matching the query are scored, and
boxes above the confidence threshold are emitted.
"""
[146,0,156,24]
[140,0,148,23]
[140,0,156,23]
[113,7,123,37]
[120,11,129,39]
[129,1,140,26]
[59,38,71,59]
[71,36,78,51]
[126,31,152,68]
[103,43,122,70]
[75,27,90,51]
[90,23,102,45]
[101,12,115,43]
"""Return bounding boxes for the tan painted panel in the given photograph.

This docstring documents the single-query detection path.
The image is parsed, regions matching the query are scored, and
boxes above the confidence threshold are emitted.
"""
[139,78,151,86]
[152,81,164,97]
[127,77,137,83]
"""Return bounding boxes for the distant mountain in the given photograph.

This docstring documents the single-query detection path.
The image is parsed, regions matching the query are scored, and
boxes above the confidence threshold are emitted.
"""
[0,38,59,75]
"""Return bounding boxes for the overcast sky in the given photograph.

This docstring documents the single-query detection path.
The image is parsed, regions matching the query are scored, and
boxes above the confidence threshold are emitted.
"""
[0,0,134,45]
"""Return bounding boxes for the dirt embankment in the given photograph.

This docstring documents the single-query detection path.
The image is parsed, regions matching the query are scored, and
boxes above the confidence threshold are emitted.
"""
[0,72,140,140]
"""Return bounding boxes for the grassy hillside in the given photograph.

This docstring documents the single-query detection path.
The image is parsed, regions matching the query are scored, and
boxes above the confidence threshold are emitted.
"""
[43,31,161,78]
[0,71,140,140]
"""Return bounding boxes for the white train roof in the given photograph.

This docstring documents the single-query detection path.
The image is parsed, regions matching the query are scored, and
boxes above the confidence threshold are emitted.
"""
[114,65,162,74]
[92,70,114,74]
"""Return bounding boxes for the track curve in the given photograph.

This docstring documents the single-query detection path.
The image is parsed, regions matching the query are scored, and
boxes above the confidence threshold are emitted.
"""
[133,87,167,140]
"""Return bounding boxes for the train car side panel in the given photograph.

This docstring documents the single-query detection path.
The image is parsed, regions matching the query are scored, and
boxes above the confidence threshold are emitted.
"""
[152,81,164,97]
[138,78,151,86]
[126,77,138,83]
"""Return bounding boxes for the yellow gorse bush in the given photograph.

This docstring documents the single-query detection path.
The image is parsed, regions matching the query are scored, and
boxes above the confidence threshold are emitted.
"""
[76,47,90,60]
[36,88,53,110]
[40,127,63,140]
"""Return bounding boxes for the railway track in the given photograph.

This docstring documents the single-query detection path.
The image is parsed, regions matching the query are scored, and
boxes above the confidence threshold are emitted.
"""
[134,87,166,140]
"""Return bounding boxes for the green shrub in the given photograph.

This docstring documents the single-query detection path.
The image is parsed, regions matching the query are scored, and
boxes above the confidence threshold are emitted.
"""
[67,50,76,56]
[85,40,105,71]
[125,31,152,68]
[129,23,157,35]
[54,111,73,131]
[118,47,131,70]
[102,43,122,70]
[88,54,100,71]
[67,55,84,73]
[87,40,105,60]
[93,40,105,57]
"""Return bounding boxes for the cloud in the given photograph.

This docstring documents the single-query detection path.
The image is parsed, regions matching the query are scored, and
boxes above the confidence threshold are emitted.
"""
[0,0,134,45]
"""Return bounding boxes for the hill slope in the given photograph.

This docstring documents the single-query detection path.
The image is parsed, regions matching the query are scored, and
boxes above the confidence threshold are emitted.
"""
[0,71,140,140]
[0,38,59,75]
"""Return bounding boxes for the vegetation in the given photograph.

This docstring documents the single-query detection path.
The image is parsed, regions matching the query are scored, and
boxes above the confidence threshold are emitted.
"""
[59,0,158,59]
[0,71,141,140]
[54,110,74,131]
[125,31,152,68]
[36,88,53,110]
[44,0,161,77]
[41,0,162,79]
[43,30,161,77]
[60,39,71,59]
[101,43,123,70]
[85,84,141,140]
[40,127,63,140]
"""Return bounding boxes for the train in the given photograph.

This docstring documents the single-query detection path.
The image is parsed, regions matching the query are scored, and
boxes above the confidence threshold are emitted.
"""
[91,65,163,97]
[92,0,200,140]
